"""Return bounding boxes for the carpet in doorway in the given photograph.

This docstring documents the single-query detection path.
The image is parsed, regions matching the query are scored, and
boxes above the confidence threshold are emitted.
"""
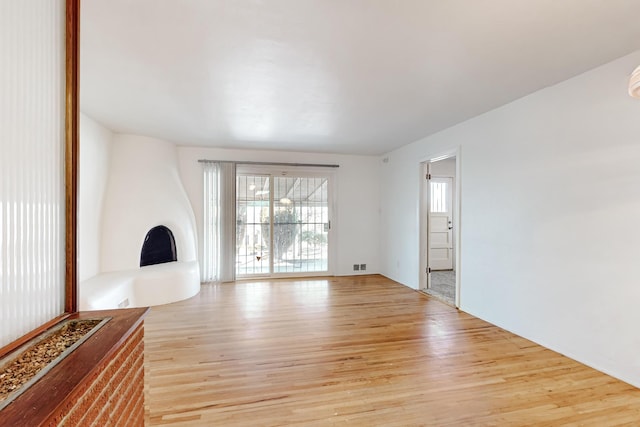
[425,270,455,305]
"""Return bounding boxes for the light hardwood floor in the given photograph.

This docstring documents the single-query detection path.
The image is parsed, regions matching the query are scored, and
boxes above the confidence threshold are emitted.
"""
[144,275,640,426]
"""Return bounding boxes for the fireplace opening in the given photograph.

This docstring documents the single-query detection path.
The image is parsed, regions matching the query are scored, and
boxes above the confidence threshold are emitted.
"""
[140,225,177,267]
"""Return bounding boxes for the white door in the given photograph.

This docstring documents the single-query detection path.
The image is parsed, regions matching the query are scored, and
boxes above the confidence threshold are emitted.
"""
[429,177,453,270]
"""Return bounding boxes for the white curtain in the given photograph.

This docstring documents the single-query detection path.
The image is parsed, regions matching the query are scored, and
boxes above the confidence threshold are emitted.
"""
[202,162,236,282]
[1,0,66,347]
[202,162,219,282]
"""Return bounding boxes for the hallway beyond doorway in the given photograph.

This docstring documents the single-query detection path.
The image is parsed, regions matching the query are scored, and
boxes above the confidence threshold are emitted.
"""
[424,270,455,305]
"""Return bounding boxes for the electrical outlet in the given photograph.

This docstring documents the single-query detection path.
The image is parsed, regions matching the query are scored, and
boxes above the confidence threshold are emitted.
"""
[353,264,360,271]
[360,264,366,271]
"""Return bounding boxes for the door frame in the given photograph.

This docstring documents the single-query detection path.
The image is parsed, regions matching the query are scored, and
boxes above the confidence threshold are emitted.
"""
[419,148,461,307]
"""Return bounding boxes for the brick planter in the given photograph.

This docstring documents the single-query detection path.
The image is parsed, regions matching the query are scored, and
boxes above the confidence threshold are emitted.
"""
[0,308,148,426]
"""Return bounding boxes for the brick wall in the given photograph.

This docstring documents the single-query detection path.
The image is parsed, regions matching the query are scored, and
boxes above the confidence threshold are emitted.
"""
[46,324,145,426]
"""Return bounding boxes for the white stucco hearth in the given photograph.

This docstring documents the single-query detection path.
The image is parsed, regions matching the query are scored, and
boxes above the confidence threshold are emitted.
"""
[79,260,200,310]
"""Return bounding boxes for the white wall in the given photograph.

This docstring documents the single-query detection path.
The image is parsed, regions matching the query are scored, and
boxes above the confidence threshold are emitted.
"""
[177,147,380,276]
[380,50,640,387]
[79,113,113,281]
[101,135,198,272]
[430,157,455,176]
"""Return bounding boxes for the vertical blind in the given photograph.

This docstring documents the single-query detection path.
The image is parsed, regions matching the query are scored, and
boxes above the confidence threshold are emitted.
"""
[202,162,219,282]
[202,162,236,283]
[0,0,66,347]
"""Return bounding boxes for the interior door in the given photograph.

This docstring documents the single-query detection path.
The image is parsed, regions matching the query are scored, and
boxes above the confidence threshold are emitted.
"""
[429,176,453,270]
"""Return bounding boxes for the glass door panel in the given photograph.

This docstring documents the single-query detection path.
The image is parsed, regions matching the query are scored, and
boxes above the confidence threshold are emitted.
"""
[236,173,330,277]
[273,176,329,273]
[236,175,270,276]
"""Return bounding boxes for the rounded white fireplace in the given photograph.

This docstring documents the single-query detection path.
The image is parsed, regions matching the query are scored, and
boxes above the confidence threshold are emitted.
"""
[80,134,200,310]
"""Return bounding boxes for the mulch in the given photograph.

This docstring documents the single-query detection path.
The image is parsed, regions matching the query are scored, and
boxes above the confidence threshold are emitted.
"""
[0,319,101,403]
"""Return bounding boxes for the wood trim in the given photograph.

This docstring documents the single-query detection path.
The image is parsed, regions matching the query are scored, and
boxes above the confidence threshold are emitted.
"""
[0,314,71,360]
[65,0,80,313]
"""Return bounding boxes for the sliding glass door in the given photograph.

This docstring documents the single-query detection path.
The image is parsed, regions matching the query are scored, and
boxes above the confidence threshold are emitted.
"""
[236,174,271,275]
[236,172,331,277]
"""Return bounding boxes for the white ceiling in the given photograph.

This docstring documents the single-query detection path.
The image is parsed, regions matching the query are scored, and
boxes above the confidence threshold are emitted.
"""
[81,0,640,155]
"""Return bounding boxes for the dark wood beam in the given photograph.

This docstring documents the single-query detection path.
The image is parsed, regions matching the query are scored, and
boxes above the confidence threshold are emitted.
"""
[65,0,80,314]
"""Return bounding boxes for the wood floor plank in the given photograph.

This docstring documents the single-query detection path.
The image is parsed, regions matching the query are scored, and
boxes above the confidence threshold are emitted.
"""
[144,275,640,426]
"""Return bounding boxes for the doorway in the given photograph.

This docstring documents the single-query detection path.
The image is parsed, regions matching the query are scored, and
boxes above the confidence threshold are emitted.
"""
[235,170,332,278]
[420,155,459,306]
